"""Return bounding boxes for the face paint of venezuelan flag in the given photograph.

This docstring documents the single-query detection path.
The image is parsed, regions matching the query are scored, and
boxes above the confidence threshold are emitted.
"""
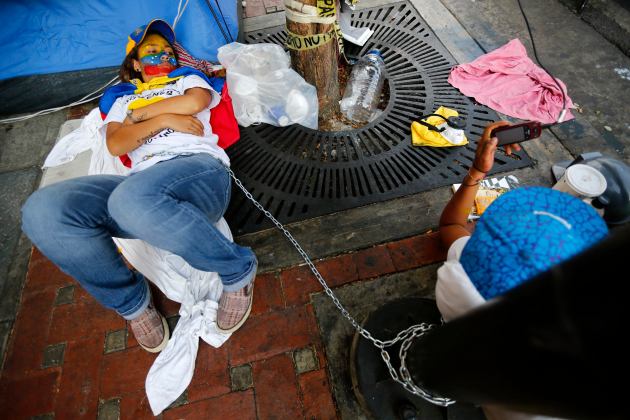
[140,52,177,76]
[140,52,177,67]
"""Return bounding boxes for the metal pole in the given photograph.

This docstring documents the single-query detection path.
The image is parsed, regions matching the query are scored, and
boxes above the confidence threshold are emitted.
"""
[406,224,629,419]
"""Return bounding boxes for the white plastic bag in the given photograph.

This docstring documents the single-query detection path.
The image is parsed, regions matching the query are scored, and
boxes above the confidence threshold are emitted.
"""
[218,42,319,129]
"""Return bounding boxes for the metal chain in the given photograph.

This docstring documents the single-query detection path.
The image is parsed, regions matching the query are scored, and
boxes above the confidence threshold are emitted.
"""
[228,169,455,407]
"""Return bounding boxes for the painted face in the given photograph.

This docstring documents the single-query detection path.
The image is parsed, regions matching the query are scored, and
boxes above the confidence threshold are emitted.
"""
[136,33,177,77]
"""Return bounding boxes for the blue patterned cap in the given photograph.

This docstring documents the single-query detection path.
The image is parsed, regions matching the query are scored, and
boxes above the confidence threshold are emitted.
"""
[460,187,608,299]
[126,19,175,56]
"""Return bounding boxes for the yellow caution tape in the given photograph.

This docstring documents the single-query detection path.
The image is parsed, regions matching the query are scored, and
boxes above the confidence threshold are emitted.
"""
[283,0,346,60]
[317,0,336,17]
[285,28,335,51]
[332,21,345,60]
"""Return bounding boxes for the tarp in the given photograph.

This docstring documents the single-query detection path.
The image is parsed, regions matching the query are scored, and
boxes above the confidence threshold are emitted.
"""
[0,0,238,81]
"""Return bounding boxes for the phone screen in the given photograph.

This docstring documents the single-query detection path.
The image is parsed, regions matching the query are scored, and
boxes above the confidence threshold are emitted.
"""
[495,126,529,146]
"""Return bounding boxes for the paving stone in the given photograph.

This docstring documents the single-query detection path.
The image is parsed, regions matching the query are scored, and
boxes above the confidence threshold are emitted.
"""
[280,264,320,307]
[104,329,127,354]
[55,336,103,419]
[1,288,56,379]
[293,346,319,374]
[100,347,156,398]
[31,414,55,420]
[0,371,59,418]
[97,398,121,420]
[315,252,359,288]
[244,0,266,18]
[298,369,338,420]
[0,109,66,172]
[42,342,66,368]
[252,354,302,419]
[386,236,420,272]
[163,390,256,420]
[242,4,287,32]
[49,299,125,343]
[54,285,75,306]
[230,364,253,391]
[251,272,284,316]
[352,244,396,280]
[386,232,446,272]
[24,255,74,295]
[263,0,284,12]
[0,169,39,321]
[227,305,317,365]
[166,390,188,410]
[151,283,181,317]
[118,391,155,418]
[0,235,32,326]
[187,343,231,402]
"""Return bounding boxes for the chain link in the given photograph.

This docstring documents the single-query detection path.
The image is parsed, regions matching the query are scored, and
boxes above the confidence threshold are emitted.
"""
[229,169,455,407]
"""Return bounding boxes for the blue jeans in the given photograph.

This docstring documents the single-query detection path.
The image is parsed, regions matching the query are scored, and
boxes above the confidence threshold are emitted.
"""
[22,154,257,320]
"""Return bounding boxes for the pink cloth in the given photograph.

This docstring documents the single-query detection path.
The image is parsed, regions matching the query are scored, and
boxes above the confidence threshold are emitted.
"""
[448,39,573,124]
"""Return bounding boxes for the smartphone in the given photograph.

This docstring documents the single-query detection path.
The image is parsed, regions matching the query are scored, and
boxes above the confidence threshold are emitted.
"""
[490,121,542,146]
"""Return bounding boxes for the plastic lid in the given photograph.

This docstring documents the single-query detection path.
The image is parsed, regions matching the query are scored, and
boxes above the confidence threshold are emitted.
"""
[566,164,607,197]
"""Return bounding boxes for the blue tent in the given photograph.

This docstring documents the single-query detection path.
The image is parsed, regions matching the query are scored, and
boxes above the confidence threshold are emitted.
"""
[0,0,239,114]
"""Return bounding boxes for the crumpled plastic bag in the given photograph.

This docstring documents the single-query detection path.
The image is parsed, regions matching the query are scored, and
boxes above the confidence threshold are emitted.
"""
[217,42,319,129]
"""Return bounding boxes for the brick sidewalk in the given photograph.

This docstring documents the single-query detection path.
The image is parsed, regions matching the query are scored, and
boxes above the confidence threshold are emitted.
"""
[244,0,285,18]
[0,231,445,419]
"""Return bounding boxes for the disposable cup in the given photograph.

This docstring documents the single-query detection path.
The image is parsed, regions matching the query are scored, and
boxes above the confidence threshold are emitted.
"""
[552,164,607,198]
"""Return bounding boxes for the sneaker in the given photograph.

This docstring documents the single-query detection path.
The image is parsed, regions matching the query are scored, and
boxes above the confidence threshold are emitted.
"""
[128,302,169,353]
[217,280,255,333]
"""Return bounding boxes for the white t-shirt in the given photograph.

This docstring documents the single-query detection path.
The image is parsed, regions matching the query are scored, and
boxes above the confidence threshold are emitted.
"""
[104,75,230,173]
[435,236,485,322]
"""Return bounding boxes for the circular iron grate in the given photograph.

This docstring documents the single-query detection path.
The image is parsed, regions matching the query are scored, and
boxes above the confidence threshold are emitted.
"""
[225,1,532,235]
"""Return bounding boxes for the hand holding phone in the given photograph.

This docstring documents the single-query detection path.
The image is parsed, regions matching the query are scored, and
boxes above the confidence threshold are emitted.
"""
[490,121,542,146]
[481,121,521,158]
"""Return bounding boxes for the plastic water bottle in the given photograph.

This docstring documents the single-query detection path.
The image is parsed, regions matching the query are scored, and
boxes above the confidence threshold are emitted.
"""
[340,50,386,123]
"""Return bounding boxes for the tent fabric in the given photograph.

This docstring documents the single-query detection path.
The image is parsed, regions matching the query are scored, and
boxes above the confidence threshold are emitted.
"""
[0,0,238,81]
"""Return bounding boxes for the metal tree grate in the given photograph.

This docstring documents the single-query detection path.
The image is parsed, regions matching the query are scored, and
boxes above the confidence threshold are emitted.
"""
[225,1,532,235]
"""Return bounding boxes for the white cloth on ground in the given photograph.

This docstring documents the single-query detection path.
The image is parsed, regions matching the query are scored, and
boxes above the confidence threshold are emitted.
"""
[43,108,232,415]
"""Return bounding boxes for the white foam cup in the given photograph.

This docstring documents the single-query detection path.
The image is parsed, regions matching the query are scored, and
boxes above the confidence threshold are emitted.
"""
[552,164,607,198]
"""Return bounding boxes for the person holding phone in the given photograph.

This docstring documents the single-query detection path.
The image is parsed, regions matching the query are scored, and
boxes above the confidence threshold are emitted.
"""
[436,121,608,419]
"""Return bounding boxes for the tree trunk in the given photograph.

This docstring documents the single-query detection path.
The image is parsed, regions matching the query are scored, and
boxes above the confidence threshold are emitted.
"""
[285,0,341,125]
